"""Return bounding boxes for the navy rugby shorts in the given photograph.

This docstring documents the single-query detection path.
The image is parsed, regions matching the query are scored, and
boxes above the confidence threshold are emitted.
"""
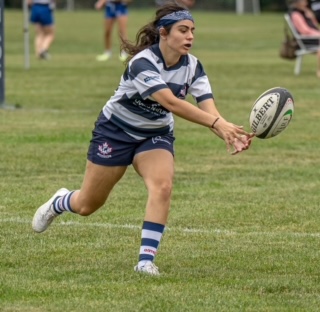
[30,4,54,26]
[105,2,128,19]
[87,112,175,166]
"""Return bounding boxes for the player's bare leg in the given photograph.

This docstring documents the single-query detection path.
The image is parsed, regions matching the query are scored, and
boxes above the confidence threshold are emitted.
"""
[96,19,115,61]
[132,149,174,275]
[117,14,128,61]
[32,161,127,232]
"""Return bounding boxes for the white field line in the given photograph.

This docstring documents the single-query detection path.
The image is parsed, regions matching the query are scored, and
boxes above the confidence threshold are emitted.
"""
[14,108,97,113]
[1,217,320,238]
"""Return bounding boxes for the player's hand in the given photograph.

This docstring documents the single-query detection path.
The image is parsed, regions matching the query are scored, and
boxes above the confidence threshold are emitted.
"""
[212,119,254,154]
[230,134,254,155]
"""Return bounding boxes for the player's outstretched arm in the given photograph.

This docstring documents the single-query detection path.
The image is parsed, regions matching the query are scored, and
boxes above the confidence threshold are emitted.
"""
[151,89,253,154]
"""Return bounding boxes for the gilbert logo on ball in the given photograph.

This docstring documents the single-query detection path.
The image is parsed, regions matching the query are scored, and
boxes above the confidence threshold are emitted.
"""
[249,87,294,139]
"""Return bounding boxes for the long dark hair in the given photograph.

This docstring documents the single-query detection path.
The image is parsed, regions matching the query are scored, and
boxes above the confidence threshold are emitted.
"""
[121,2,188,65]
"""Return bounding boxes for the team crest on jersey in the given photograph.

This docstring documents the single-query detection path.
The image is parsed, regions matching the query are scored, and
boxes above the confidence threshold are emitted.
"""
[97,142,113,158]
[179,85,187,98]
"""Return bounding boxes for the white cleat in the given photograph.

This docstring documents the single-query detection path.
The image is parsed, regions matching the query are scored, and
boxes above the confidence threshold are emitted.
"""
[96,53,111,61]
[119,51,128,62]
[32,188,69,233]
[134,261,160,276]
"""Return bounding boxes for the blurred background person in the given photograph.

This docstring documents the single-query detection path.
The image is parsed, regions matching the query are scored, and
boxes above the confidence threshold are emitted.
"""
[95,0,131,62]
[288,0,320,77]
[155,0,195,9]
[309,0,320,23]
[28,0,55,60]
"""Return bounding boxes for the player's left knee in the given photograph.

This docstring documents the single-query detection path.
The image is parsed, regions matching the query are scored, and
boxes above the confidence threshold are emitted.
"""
[157,181,173,200]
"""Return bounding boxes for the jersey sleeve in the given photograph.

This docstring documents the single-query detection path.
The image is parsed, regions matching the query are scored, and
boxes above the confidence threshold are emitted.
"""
[128,58,169,99]
[188,60,214,104]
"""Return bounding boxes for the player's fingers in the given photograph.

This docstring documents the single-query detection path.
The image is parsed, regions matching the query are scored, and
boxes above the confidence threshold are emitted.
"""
[238,134,253,146]
[231,138,251,155]
[225,140,232,154]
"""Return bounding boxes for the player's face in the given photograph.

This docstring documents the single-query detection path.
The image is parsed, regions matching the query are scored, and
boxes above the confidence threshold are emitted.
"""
[165,20,195,55]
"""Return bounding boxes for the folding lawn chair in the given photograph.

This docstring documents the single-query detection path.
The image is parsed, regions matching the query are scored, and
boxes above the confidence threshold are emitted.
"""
[284,13,320,75]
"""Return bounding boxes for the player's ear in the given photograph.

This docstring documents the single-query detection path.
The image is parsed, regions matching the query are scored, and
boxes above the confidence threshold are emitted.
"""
[159,27,167,40]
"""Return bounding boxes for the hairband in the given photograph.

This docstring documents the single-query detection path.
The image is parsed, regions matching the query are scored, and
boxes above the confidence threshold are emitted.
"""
[156,10,194,29]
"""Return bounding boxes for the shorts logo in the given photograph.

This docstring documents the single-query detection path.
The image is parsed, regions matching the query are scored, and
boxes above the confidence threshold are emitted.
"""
[152,136,171,145]
[97,142,113,159]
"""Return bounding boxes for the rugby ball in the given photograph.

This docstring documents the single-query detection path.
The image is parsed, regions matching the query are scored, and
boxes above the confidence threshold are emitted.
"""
[249,87,294,139]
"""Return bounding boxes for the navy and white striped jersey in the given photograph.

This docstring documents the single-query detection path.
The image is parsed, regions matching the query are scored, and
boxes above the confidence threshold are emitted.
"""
[102,43,213,139]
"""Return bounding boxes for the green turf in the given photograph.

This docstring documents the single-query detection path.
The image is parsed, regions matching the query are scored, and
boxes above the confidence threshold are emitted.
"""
[1,9,320,312]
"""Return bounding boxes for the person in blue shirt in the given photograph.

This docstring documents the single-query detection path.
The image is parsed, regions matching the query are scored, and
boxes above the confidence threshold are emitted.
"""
[28,0,55,60]
[32,3,253,276]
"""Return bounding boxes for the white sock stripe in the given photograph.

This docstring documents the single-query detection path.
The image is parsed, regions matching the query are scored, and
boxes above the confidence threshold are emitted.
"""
[55,198,63,212]
[60,192,73,212]
[140,246,157,255]
[62,194,69,209]
[142,229,163,241]
[61,197,65,207]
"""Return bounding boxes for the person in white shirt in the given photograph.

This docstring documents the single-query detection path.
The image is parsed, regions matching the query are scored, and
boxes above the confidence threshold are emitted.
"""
[32,3,253,276]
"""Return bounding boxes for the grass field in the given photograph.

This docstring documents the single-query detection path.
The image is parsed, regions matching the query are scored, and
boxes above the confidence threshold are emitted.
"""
[1,8,320,312]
